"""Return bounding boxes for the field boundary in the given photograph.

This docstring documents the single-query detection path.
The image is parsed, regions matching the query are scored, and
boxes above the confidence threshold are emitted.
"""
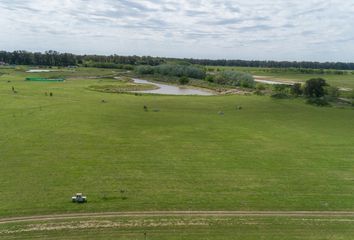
[2,211,354,224]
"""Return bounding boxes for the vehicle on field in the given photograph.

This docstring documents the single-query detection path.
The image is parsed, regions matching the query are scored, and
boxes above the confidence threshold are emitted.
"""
[72,193,87,203]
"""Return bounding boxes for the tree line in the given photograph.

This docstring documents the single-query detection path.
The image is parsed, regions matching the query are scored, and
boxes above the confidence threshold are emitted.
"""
[181,59,354,70]
[1,50,354,70]
[0,50,77,66]
[227,67,353,75]
[0,50,164,67]
[135,64,206,79]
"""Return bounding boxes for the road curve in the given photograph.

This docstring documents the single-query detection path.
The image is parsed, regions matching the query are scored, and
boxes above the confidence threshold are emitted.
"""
[2,211,354,224]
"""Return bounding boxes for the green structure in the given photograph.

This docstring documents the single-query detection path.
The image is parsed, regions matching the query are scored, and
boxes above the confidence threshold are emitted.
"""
[25,77,65,82]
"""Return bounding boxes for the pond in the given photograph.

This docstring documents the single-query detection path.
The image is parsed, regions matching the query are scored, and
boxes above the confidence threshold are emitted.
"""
[26,69,53,73]
[131,78,215,96]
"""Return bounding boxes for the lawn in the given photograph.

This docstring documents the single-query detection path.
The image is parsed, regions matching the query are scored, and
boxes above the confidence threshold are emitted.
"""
[1,67,354,227]
[1,66,354,217]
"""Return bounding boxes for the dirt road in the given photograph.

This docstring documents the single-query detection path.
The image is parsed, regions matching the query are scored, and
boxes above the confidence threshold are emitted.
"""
[2,211,354,224]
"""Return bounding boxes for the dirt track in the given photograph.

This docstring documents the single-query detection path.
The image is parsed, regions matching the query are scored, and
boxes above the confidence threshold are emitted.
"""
[2,211,354,224]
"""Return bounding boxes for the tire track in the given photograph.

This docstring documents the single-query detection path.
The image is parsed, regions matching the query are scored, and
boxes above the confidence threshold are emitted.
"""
[2,211,354,224]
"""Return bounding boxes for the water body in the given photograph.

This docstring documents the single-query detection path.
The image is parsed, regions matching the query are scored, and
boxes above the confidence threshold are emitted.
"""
[26,69,53,73]
[131,78,214,96]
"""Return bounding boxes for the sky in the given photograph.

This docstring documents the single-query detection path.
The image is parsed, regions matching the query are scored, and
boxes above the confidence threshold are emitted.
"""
[0,0,354,62]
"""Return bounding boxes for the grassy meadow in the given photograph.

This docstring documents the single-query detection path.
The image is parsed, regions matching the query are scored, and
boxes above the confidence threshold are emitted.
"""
[1,66,354,238]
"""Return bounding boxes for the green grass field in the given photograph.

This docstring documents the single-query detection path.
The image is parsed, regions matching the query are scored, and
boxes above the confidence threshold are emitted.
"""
[1,66,354,238]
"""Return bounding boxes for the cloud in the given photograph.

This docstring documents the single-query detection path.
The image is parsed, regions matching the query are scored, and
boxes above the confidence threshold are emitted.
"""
[0,0,353,61]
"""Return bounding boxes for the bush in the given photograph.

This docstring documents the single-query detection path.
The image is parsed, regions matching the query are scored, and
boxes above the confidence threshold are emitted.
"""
[256,83,266,90]
[179,76,189,85]
[158,64,205,79]
[123,65,134,70]
[306,97,330,106]
[290,83,303,97]
[135,64,206,79]
[86,62,118,68]
[135,65,154,74]
[326,86,339,99]
[271,84,291,98]
[205,75,214,83]
[273,84,289,93]
[349,91,354,99]
[271,93,290,99]
[254,90,264,96]
[214,71,255,88]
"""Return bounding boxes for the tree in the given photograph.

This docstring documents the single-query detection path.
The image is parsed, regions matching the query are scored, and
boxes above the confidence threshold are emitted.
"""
[304,78,327,98]
[290,83,303,97]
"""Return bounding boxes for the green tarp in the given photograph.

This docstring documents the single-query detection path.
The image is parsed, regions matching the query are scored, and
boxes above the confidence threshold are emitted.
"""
[25,77,64,82]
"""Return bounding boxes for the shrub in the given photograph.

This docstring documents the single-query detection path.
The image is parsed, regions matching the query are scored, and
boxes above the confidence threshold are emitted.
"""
[254,90,264,96]
[306,97,330,106]
[290,83,303,97]
[273,84,289,93]
[349,91,354,99]
[326,86,339,99]
[256,83,266,90]
[179,76,189,85]
[214,71,255,88]
[135,65,154,74]
[123,65,134,70]
[271,84,291,98]
[205,75,214,83]
[271,93,290,99]
[135,64,206,79]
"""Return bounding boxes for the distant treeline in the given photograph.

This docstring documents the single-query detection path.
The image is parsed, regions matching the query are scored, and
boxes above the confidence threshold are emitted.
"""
[1,50,354,70]
[210,67,353,75]
[182,58,354,70]
[0,50,164,67]
[0,50,78,66]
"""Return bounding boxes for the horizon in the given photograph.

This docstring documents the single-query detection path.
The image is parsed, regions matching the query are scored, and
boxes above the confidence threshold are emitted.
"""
[3,50,354,64]
[1,0,354,62]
